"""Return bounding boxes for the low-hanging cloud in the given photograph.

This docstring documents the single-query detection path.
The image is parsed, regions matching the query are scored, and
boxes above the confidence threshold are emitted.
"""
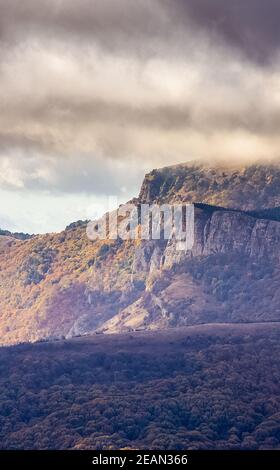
[0,0,280,200]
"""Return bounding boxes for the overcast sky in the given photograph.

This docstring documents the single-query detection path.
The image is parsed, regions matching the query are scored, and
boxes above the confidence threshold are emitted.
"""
[1,0,280,233]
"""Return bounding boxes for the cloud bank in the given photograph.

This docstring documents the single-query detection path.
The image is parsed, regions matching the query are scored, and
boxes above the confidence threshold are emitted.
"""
[0,0,280,230]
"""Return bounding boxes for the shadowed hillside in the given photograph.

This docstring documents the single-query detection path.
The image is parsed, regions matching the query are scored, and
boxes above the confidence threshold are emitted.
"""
[0,324,280,450]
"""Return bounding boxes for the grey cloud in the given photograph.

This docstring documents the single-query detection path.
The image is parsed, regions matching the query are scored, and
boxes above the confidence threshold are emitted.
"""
[170,0,280,64]
[0,0,280,63]
[4,95,280,139]
[0,145,145,196]
[0,0,169,54]
[0,0,280,201]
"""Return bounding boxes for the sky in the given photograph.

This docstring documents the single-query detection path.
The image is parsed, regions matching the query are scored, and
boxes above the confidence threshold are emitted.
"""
[1,0,280,233]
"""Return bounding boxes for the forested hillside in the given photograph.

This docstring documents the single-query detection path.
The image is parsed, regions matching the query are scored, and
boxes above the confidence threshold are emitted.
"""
[0,324,280,450]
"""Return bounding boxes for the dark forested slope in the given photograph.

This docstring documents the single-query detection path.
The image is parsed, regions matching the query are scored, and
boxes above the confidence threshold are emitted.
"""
[0,324,280,450]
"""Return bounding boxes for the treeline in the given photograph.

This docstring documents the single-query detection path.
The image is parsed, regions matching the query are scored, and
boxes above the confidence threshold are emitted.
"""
[0,229,32,240]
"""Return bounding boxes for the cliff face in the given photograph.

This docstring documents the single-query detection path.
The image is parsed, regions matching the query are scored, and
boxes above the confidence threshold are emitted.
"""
[100,205,280,334]
[193,208,280,261]
[1,163,280,345]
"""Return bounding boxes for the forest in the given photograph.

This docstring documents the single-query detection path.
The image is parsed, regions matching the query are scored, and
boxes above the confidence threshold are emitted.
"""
[0,325,279,450]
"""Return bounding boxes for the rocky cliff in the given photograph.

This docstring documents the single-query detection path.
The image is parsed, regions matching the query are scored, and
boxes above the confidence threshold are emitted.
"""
[0,163,280,345]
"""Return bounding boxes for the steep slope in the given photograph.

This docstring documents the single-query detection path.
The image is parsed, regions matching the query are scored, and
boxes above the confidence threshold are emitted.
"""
[1,163,280,345]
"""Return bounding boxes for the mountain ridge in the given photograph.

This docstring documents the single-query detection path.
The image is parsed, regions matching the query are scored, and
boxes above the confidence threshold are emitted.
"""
[138,162,280,210]
[1,162,280,345]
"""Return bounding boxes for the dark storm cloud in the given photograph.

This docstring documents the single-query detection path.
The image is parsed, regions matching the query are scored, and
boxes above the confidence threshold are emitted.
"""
[171,0,280,63]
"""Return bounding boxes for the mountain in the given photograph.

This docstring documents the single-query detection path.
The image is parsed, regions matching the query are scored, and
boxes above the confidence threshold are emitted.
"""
[1,323,280,449]
[1,163,280,345]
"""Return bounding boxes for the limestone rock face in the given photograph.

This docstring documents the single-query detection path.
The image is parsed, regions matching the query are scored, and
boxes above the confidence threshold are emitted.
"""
[140,208,280,271]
